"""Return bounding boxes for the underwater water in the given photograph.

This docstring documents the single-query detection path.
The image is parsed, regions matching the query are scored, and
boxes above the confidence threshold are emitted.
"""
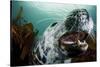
[11,1,96,65]
[12,1,96,36]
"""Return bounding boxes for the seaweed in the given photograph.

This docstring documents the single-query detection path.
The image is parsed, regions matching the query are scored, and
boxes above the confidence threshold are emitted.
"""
[11,6,38,66]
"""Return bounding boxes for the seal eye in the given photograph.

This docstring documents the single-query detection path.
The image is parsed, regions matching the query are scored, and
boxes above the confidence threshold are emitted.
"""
[51,22,57,27]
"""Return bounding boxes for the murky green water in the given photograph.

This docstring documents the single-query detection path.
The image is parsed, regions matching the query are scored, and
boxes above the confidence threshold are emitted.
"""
[11,1,96,36]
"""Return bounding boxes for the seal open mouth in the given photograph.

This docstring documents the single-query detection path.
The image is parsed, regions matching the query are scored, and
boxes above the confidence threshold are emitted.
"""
[59,31,89,57]
[59,32,88,44]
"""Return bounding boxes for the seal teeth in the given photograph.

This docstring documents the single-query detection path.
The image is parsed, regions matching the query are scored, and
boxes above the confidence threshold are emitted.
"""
[77,40,81,46]
[77,40,88,51]
[84,40,86,43]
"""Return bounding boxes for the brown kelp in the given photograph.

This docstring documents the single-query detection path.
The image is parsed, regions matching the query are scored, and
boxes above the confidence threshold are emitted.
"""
[11,6,38,66]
